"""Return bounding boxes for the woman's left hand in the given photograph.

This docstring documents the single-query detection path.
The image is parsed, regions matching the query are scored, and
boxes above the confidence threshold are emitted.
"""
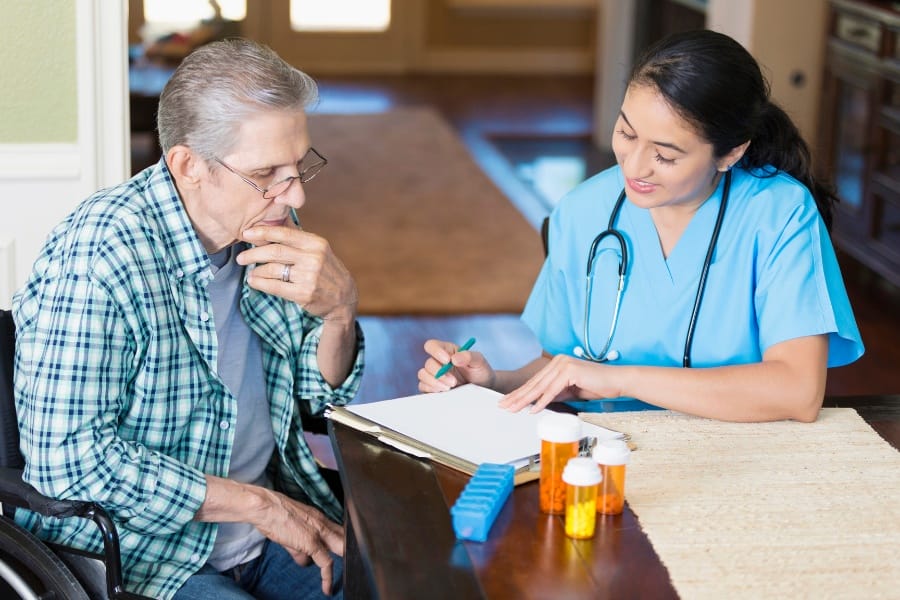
[498,354,622,413]
[238,224,358,322]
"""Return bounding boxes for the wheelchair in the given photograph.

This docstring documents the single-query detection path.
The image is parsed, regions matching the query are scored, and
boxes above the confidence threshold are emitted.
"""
[0,309,153,600]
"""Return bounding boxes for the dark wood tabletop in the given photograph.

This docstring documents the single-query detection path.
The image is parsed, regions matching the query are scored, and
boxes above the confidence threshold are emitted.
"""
[329,395,899,599]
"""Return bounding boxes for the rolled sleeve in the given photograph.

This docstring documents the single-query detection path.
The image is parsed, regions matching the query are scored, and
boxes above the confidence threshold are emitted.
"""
[295,319,365,413]
[120,453,207,535]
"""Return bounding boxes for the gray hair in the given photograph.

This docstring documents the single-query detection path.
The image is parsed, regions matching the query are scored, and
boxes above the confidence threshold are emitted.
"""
[157,38,318,162]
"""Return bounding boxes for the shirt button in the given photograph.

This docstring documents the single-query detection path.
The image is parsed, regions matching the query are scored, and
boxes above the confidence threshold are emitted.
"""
[176,269,184,278]
[219,420,230,430]
[191,553,201,563]
[200,312,210,322]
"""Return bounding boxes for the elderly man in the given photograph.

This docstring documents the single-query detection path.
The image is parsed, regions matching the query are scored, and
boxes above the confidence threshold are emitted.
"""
[13,39,362,599]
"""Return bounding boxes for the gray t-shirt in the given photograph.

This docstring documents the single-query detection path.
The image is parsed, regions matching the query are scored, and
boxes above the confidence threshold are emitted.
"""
[206,245,276,571]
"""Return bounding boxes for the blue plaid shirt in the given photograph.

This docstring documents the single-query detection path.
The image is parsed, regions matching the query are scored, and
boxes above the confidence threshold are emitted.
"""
[12,159,364,600]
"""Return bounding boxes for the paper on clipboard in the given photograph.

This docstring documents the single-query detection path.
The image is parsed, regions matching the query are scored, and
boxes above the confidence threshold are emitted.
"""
[326,384,623,481]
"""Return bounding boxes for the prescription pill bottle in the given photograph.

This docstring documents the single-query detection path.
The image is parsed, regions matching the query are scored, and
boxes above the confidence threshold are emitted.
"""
[562,457,602,539]
[537,413,581,514]
[592,439,631,515]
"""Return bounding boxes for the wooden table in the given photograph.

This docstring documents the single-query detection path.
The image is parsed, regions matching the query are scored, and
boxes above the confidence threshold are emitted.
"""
[329,395,899,599]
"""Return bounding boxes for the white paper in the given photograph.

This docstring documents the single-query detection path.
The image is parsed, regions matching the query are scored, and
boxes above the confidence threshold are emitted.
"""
[346,384,622,467]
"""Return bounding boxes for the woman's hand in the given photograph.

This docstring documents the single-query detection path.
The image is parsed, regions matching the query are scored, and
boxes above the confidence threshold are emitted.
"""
[499,354,622,412]
[418,339,497,392]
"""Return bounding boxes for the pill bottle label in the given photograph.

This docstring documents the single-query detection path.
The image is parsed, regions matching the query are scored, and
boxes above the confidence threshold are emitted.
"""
[564,483,598,539]
[540,439,578,514]
[598,463,627,515]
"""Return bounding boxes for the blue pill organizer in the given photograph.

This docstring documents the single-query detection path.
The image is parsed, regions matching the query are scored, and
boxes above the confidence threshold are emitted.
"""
[450,463,514,542]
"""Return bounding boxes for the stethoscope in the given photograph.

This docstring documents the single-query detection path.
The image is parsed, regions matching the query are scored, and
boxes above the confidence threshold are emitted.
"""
[573,170,731,368]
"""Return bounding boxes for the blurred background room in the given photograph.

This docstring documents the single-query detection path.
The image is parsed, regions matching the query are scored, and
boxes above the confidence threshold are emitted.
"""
[2,0,898,404]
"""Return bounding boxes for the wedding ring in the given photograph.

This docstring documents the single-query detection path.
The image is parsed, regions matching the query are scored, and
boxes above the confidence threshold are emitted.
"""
[281,264,291,283]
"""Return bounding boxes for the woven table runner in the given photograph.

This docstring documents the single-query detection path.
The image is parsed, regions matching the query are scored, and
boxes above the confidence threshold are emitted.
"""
[580,409,900,598]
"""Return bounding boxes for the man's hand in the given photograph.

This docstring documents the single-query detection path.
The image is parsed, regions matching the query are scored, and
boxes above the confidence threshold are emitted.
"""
[238,225,358,322]
[254,489,345,596]
[198,476,344,596]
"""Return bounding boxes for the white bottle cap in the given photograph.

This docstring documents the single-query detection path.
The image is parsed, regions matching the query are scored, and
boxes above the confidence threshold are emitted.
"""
[562,456,602,486]
[537,412,582,443]
[592,439,631,465]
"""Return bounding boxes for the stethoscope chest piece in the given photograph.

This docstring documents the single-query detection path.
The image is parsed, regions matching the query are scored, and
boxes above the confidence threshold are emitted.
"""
[576,345,621,362]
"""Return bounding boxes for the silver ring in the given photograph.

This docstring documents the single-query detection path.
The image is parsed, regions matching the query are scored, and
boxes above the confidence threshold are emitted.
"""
[281,264,291,283]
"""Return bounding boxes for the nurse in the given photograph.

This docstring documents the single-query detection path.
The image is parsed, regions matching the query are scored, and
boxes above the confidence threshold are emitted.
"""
[418,30,864,423]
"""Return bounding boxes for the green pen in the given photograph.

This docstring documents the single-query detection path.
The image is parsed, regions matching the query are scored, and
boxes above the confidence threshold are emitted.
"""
[435,337,476,379]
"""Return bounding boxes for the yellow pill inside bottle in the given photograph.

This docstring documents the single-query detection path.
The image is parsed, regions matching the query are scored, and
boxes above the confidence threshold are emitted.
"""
[562,457,602,539]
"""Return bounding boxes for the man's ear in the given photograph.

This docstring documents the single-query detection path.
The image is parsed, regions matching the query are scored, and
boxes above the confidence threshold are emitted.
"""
[717,140,751,172]
[166,145,203,189]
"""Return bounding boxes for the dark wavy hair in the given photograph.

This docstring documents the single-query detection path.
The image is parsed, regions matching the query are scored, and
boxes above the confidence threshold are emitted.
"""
[629,30,836,230]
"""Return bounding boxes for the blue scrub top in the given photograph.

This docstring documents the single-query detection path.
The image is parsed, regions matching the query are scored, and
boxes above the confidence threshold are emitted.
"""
[522,165,864,393]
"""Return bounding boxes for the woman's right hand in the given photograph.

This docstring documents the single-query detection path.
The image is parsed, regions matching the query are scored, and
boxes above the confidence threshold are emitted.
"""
[418,338,496,392]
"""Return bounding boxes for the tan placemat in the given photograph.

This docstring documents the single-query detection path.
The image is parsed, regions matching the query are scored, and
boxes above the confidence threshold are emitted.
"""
[580,409,900,599]
[304,107,544,315]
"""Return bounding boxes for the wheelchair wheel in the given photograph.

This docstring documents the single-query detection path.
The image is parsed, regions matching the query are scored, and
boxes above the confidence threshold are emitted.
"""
[0,514,89,599]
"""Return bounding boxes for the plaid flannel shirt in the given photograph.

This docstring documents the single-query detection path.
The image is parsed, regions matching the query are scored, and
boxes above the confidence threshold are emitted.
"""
[12,159,364,600]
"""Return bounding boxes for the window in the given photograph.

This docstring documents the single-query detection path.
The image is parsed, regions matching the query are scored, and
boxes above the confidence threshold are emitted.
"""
[141,0,246,43]
[144,0,246,25]
[290,0,391,32]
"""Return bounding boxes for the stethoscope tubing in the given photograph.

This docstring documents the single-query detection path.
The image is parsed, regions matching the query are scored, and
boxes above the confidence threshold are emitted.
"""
[681,170,731,367]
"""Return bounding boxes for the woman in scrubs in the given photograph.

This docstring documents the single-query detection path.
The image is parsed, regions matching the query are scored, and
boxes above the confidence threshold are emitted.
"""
[418,30,864,422]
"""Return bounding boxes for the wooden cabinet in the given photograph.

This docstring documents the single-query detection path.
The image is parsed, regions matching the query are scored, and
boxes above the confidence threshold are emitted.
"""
[820,0,900,286]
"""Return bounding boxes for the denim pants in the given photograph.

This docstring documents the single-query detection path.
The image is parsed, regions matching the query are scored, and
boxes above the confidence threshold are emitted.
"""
[173,539,344,599]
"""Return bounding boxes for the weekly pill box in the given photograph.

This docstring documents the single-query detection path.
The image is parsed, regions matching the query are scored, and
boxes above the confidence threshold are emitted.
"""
[450,463,514,542]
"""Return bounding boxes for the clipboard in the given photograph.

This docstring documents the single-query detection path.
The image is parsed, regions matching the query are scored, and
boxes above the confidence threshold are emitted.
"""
[326,384,623,485]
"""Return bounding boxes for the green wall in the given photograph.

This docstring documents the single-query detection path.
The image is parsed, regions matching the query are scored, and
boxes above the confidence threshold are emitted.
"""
[0,0,77,143]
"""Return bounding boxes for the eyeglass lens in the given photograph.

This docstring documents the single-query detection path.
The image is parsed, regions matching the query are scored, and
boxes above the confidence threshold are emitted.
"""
[262,148,327,198]
[298,148,326,183]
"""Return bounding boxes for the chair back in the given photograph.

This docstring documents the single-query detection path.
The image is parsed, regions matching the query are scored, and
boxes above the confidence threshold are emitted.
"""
[541,216,550,257]
[0,309,23,469]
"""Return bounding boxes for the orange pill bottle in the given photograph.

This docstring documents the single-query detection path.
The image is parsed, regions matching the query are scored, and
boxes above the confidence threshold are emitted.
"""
[537,413,581,514]
[592,439,631,515]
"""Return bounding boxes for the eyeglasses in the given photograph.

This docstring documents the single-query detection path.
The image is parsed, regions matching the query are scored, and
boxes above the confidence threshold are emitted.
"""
[214,147,327,199]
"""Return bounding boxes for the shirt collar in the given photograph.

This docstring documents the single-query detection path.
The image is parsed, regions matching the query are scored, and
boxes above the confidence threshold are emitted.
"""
[142,157,211,281]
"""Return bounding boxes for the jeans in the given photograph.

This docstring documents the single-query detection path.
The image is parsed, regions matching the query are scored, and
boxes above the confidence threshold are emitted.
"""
[173,540,344,600]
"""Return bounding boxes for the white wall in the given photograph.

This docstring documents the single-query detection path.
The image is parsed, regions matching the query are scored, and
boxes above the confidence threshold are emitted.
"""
[0,1,129,309]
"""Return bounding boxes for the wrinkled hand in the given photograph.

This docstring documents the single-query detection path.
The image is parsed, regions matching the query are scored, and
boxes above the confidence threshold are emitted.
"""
[418,339,496,392]
[499,354,621,412]
[255,491,344,596]
[237,224,358,321]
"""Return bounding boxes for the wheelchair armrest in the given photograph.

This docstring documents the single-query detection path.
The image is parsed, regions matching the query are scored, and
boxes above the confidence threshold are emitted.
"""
[0,466,153,600]
[0,466,96,519]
